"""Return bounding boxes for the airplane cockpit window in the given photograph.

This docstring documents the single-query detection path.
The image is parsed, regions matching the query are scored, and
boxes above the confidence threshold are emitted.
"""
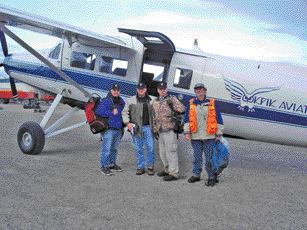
[173,68,193,90]
[143,64,164,82]
[99,56,128,77]
[140,63,165,96]
[70,52,96,71]
[48,44,61,59]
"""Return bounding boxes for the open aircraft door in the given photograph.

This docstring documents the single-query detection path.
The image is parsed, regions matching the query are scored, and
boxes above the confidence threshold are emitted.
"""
[118,28,176,96]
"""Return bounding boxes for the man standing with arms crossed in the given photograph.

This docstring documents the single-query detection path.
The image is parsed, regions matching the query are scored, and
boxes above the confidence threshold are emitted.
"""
[152,82,185,181]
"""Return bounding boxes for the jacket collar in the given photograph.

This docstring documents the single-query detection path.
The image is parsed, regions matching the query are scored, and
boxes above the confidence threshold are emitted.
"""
[194,96,209,104]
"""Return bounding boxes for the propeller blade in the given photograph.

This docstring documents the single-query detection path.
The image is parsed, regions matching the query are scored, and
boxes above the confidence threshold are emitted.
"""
[0,30,9,57]
[0,30,17,97]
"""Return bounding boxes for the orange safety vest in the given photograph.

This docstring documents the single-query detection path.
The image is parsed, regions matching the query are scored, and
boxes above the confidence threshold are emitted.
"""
[189,98,218,135]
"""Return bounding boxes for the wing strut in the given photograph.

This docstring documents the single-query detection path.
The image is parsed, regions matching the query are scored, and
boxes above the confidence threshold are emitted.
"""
[0,25,90,98]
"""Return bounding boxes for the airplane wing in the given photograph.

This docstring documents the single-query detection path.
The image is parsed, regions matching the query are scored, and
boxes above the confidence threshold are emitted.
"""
[0,5,132,49]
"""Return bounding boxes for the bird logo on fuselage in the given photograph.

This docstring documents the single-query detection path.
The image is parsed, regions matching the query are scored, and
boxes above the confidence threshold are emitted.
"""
[224,78,280,112]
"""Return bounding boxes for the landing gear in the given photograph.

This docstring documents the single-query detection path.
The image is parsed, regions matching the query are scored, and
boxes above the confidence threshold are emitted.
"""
[17,93,87,155]
[22,99,40,109]
[17,121,45,155]
[22,99,31,107]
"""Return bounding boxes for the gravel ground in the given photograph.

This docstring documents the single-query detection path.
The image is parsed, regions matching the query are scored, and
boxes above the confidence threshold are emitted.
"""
[0,104,306,230]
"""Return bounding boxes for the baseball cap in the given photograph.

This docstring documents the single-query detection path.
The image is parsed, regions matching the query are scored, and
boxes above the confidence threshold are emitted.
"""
[111,84,120,90]
[137,82,147,89]
[194,83,207,90]
[157,82,167,89]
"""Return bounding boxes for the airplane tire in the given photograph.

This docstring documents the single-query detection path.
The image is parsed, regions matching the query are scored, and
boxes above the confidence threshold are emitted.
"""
[22,99,30,106]
[17,121,45,155]
[0,98,9,104]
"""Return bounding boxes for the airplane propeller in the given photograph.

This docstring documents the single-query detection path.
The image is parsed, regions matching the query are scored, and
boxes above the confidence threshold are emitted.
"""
[0,30,18,98]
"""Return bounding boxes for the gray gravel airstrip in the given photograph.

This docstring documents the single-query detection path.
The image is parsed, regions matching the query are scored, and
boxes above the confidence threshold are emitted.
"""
[0,103,306,229]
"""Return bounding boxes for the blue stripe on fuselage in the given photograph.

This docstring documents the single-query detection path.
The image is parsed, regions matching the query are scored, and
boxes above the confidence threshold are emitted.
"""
[4,60,307,128]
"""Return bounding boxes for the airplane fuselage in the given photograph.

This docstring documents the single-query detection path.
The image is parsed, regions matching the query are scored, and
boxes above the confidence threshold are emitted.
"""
[3,38,307,147]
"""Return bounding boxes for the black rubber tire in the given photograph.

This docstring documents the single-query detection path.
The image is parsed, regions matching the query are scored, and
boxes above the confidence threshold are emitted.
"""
[17,121,45,155]
[0,98,9,104]
[23,99,30,106]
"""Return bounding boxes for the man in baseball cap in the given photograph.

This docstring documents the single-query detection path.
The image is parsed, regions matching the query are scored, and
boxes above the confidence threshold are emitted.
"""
[122,82,156,175]
[95,83,125,176]
[152,81,186,181]
[184,82,224,186]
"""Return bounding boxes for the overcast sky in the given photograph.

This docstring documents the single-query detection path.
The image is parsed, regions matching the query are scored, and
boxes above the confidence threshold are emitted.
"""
[0,0,306,65]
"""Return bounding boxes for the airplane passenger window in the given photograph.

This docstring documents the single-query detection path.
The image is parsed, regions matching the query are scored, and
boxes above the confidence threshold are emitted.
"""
[48,44,61,59]
[99,56,128,77]
[70,52,96,70]
[99,56,113,73]
[173,68,193,90]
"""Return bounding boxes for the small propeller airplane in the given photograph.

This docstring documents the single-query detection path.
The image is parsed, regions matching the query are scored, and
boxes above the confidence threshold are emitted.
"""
[0,6,306,155]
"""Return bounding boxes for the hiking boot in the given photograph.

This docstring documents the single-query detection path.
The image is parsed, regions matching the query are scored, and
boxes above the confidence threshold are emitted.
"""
[136,168,145,175]
[110,164,123,172]
[188,176,200,183]
[147,167,155,176]
[157,171,169,177]
[163,175,178,181]
[213,173,219,183]
[101,167,113,176]
[205,179,215,187]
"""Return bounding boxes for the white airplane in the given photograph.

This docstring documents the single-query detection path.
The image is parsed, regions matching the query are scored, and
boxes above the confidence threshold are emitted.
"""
[0,6,306,155]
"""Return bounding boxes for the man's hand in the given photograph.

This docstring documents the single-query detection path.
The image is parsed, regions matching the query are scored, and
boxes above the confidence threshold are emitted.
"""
[127,123,133,131]
[113,108,118,115]
[153,132,159,140]
[215,135,222,141]
[184,133,190,141]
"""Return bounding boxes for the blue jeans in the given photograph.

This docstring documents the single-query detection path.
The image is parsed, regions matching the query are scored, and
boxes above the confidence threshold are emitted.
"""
[100,129,122,168]
[191,139,216,180]
[132,125,155,169]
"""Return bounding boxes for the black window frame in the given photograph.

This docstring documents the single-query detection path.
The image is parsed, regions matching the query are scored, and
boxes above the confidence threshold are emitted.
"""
[173,67,193,90]
[48,44,62,60]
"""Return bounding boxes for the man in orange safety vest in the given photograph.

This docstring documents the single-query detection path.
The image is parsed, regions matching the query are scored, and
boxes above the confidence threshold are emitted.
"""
[184,83,224,187]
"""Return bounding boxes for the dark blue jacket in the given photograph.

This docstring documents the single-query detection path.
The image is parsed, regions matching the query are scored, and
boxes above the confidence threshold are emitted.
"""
[95,96,125,129]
